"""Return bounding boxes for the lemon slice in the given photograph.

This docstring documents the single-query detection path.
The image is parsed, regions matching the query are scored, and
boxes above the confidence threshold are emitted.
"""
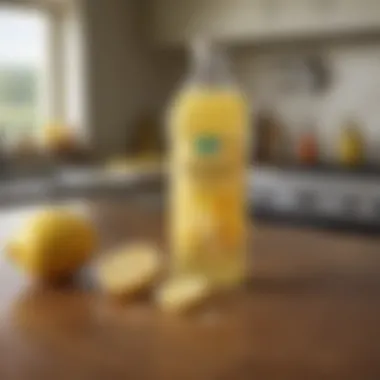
[97,244,161,297]
[156,275,212,313]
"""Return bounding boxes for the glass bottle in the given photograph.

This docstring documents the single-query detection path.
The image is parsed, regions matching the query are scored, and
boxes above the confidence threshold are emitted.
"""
[167,40,250,287]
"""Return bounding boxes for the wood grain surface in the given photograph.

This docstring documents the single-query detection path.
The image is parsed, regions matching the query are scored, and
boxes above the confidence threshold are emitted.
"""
[1,198,380,380]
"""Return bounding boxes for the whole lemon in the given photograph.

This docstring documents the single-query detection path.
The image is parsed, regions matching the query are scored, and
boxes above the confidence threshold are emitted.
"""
[6,209,96,281]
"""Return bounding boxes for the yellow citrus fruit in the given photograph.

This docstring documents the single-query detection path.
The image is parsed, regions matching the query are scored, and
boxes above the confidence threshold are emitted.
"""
[156,275,212,314]
[97,244,162,298]
[6,209,96,280]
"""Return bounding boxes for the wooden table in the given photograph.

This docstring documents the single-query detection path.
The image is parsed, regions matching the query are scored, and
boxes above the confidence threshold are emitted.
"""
[1,198,380,379]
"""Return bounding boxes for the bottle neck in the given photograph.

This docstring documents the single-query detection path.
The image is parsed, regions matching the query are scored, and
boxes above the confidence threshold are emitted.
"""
[186,42,234,89]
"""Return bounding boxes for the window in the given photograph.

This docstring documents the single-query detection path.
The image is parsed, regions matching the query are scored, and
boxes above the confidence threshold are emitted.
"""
[0,6,49,144]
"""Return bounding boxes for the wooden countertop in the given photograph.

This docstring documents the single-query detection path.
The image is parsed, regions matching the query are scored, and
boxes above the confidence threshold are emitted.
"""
[1,198,380,379]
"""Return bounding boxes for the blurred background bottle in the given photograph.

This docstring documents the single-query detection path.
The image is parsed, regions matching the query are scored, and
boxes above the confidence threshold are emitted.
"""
[297,126,319,166]
[338,120,364,168]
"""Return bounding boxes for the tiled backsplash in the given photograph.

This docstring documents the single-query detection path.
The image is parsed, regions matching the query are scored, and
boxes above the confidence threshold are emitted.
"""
[234,43,380,164]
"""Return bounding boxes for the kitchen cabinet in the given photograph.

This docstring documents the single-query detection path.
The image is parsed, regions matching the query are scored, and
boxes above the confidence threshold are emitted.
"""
[147,0,380,46]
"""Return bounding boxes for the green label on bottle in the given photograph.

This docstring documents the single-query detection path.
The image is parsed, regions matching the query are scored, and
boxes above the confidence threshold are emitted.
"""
[194,135,221,156]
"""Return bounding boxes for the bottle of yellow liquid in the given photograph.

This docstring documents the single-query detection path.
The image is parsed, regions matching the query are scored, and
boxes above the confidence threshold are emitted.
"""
[168,40,249,287]
[338,121,365,167]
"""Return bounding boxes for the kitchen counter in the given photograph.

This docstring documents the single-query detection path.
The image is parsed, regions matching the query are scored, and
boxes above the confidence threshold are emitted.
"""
[2,165,380,232]
[1,198,380,379]
[256,163,380,178]
[0,167,163,206]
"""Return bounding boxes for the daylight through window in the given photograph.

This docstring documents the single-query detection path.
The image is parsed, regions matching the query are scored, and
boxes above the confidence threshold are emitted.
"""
[0,7,48,144]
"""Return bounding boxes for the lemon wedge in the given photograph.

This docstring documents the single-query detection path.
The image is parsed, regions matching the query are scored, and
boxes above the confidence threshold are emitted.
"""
[156,275,212,313]
[97,244,161,297]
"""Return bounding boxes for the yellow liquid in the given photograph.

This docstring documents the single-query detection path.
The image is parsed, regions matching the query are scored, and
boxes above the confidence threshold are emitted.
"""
[169,88,249,287]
